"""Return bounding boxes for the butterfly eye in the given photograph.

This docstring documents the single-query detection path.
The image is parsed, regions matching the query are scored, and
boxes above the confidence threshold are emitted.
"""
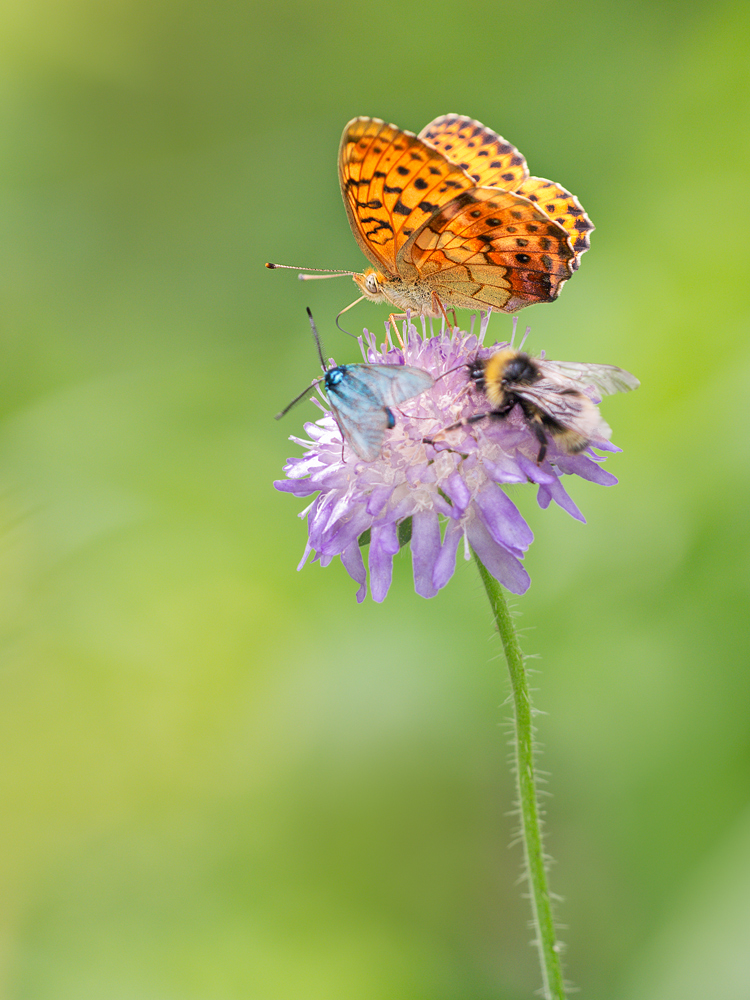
[365,273,380,294]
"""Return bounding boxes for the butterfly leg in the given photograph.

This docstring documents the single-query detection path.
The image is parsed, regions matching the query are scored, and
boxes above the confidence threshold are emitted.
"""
[430,292,453,332]
[387,313,406,349]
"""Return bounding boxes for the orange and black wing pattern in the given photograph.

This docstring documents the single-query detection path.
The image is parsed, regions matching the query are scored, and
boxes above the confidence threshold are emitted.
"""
[338,117,475,277]
[419,114,594,270]
[419,113,529,191]
[514,177,593,269]
[402,187,575,311]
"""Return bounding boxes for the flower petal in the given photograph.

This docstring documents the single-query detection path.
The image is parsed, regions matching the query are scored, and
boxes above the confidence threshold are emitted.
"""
[482,455,527,484]
[537,475,586,522]
[474,484,533,557]
[366,485,394,516]
[433,519,463,590]
[466,516,530,595]
[411,508,441,599]
[516,454,557,485]
[274,478,319,497]
[369,522,399,603]
[555,453,618,485]
[341,541,367,603]
[442,471,472,513]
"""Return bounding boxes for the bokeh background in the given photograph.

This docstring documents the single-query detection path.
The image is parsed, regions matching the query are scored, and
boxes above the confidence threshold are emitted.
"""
[1,1,749,997]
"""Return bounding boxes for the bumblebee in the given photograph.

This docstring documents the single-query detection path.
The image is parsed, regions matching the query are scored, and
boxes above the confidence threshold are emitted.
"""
[427,348,639,464]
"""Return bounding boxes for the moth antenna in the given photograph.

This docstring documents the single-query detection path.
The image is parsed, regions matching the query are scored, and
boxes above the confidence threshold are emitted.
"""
[265,262,356,280]
[306,307,328,372]
[335,295,366,338]
[433,361,468,384]
[275,377,323,420]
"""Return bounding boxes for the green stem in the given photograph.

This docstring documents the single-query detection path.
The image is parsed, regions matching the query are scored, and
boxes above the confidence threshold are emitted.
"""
[473,552,567,1000]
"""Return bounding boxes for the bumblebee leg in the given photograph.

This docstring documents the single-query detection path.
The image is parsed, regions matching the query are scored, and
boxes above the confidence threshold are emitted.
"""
[423,412,489,446]
[530,421,548,464]
[515,400,549,465]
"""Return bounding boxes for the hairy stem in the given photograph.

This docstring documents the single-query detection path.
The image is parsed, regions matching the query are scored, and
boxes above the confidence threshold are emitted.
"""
[473,552,566,1000]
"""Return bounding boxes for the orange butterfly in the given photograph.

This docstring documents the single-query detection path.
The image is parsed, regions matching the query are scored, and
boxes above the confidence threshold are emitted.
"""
[268,114,593,324]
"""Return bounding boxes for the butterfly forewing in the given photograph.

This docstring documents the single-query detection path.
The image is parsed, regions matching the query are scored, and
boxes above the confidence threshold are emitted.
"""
[339,117,476,276]
[419,114,530,190]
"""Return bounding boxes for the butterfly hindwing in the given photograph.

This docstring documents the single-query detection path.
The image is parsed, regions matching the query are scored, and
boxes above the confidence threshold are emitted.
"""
[401,187,575,311]
[514,177,594,270]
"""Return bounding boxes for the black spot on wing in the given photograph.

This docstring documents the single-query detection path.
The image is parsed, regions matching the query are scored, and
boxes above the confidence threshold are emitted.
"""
[361,217,393,234]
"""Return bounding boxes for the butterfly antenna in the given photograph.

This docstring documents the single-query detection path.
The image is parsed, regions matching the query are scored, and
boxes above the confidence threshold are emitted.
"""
[265,262,355,280]
[275,377,323,420]
[306,307,329,372]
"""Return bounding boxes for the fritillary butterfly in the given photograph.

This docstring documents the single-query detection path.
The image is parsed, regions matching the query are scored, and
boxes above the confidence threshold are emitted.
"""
[267,115,594,326]
[339,114,593,318]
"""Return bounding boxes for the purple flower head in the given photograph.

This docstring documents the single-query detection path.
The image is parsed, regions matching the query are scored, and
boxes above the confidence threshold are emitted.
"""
[275,314,637,603]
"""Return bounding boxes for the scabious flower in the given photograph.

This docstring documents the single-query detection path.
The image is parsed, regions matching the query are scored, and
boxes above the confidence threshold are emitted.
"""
[274,314,621,603]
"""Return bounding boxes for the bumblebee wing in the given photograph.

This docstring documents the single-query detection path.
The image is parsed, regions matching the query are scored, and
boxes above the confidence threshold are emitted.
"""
[326,371,391,462]
[350,364,434,407]
[538,360,640,397]
[513,378,610,442]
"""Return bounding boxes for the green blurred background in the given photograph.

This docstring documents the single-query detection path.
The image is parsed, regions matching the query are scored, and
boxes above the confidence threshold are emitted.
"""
[1,1,748,997]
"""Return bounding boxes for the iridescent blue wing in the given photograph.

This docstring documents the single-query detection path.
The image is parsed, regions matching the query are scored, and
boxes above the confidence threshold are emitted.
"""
[351,364,434,407]
[326,364,433,462]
